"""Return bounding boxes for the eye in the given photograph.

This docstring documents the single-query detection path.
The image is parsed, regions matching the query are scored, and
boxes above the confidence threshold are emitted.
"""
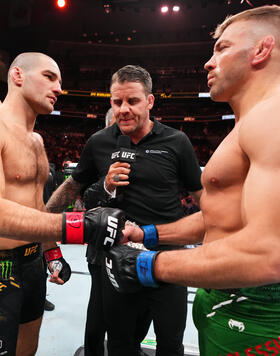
[128,98,139,105]
[44,74,52,80]
[113,100,122,107]
[219,45,227,51]
[216,43,229,53]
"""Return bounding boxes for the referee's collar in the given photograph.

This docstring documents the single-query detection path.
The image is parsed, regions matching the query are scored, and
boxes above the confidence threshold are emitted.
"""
[111,117,164,138]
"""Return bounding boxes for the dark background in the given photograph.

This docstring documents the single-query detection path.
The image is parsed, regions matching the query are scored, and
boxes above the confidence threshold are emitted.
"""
[0,0,278,167]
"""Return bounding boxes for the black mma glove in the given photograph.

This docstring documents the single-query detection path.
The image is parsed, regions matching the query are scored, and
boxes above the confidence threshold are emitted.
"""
[105,245,161,293]
[62,207,125,249]
[44,246,71,283]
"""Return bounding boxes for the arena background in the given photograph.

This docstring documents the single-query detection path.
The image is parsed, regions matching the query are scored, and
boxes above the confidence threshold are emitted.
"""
[0,0,277,170]
[0,1,278,355]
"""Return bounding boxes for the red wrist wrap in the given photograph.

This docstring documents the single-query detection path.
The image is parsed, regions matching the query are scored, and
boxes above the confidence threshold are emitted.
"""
[64,212,84,244]
[44,247,62,263]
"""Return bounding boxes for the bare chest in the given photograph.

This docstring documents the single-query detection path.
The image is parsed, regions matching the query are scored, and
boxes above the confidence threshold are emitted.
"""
[201,127,249,192]
[2,130,49,187]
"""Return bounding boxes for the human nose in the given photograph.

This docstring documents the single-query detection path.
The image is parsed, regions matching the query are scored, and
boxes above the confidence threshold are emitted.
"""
[120,101,129,114]
[204,54,216,72]
[53,81,62,97]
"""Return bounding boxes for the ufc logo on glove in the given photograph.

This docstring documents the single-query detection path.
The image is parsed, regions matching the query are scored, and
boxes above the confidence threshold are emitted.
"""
[104,216,120,248]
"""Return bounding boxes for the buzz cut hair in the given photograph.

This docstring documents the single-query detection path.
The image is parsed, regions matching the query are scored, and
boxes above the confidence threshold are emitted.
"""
[7,52,53,84]
[213,5,280,39]
[9,52,51,73]
[110,65,152,96]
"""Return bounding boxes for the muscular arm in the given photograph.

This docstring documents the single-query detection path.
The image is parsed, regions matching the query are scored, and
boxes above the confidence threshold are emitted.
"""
[0,197,62,241]
[156,211,205,245]
[46,176,83,213]
[41,205,59,251]
[154,224,277,288]
[124,210,205,245]
[154,109,280,288]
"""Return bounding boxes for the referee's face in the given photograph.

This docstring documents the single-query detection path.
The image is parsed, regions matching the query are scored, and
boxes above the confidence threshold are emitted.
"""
[110,81,154,139]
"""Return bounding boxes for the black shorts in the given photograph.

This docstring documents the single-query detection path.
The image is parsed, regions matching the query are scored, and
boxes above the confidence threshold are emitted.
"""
[0,243,46,356]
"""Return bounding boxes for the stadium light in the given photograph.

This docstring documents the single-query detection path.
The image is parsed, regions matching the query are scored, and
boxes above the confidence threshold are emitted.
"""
[160,5,169,13]
[172,5,180,12]
[56,0,67,9]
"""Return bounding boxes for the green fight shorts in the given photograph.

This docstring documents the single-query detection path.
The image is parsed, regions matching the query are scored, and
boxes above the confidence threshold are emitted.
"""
[193,287,280,356]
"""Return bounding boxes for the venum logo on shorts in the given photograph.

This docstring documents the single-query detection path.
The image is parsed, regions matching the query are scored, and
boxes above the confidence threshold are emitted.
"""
[103,216,119,248]
[228,319,245,332]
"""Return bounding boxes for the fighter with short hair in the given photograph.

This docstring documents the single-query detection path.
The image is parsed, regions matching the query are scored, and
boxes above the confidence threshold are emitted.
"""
[0,52,124,356]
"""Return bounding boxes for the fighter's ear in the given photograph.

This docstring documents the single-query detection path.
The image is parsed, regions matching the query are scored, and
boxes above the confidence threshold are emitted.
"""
[251,35,274,67]
[9,66,24,86]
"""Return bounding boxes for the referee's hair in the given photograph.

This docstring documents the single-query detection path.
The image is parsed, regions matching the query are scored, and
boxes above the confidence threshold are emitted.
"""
[110,65,152,96]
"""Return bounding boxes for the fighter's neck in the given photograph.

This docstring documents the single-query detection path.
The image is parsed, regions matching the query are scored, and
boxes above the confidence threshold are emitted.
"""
[1,95,37,132]
[229,79,280,122]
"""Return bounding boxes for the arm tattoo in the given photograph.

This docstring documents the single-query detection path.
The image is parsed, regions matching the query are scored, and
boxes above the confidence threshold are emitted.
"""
[46,176,84,213]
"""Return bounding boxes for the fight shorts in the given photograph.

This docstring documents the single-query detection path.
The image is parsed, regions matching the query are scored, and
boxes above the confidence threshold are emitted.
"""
[193,286,280,356]
[0,243,46,356]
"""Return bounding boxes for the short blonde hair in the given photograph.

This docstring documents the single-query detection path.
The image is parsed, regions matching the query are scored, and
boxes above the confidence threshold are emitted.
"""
[213,5,280,39]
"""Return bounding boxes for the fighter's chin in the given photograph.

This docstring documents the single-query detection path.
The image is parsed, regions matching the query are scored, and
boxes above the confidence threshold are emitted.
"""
[209,88,227,103]
[39,104,54,115]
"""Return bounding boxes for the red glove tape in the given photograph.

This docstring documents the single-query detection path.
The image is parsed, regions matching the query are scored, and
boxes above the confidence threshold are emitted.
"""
[64,212,84,244]
[44,247,63,262]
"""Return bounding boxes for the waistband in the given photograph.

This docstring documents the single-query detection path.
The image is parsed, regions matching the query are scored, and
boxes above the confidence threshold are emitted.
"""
[205,288,240,295]
[206,284,280,302]
[0,243,42,264]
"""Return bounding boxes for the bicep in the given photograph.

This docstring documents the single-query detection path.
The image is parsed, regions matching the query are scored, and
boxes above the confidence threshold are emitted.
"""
[242,161,280,234]
[241,114,280,233]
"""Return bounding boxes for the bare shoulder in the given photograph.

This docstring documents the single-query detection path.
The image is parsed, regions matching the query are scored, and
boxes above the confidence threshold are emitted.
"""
[0,109,8,130]
[0,116,9,148]
[239,97,280,161]
[32,131,44,145]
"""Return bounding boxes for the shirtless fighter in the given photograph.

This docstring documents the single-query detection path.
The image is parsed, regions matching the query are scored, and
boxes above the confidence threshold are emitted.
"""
[105,5,280,355]
[0,52,124,356]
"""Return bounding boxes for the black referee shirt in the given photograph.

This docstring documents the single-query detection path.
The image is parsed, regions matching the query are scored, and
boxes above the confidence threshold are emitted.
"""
[72,118,202,226]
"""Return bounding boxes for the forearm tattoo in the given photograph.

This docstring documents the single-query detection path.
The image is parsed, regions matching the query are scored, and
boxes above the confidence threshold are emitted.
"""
[46,176,83,213]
